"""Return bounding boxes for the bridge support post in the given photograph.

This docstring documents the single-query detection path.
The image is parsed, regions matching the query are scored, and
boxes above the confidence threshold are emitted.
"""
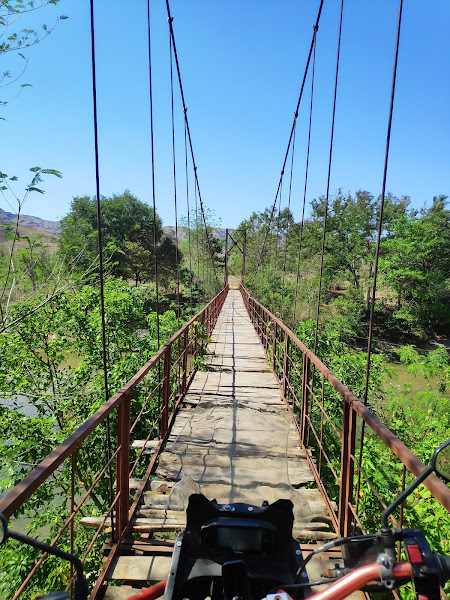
[116,392,131,538]
[182,327,188,394]
[162,346,171,438]
[281,332,290,401]
[263,307,269,353]
[242,229,246,283]
[339,400,357,537]
[301,354,310,445]
[194,321,198,360]
[224,228,229,288]
[272,322,277,372]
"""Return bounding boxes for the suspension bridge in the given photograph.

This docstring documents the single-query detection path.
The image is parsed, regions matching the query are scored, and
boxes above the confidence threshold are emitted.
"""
[0,0,449,598]
[1,282,449,599]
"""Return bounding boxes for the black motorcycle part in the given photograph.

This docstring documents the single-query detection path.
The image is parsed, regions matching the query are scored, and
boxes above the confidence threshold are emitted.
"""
[403,529,441,600]
[164,494,303,600]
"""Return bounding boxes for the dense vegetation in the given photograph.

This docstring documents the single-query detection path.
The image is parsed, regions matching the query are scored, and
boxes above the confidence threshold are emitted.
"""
[231,191,449,340]
[0,184,449,596]
[231,191,450,583]
[0,177,222,596]
[1,2,448,595]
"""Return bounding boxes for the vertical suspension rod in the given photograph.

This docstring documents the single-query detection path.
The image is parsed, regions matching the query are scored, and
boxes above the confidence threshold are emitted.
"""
[354,0,404,529]
[255,0,325,280]
[147,0,161,349]
[313,0,345,355]
[89,0,115,541]
[165,0,220,288]
[292,33,317,329]
[363,0,404,404]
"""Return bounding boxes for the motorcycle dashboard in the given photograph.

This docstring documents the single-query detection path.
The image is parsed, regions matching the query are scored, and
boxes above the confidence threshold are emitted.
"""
[201,518,277,556]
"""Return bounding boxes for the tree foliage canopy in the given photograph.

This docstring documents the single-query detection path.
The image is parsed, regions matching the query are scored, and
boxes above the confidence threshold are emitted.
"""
[59,191,180,285]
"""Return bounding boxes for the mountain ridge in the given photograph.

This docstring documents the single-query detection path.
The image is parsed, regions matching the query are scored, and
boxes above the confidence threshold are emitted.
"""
[0,209,234,244]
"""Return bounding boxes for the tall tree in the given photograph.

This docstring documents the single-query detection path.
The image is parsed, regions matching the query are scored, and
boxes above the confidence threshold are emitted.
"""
[59,191,180,285]
[1,0,67,108]
[380,196,450,331]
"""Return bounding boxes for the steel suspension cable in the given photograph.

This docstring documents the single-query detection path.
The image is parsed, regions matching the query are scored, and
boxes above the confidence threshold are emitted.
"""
[147,0,163,440]
[292,33,317,328]
[202,223,206,300]
[313,0,344,355]
[280,119,297,317]
[272,178,283,313]
[194,175,201,296]
[89,0,114,542]
[147,0,161,350]
[184,113,193,314]
[164,0,220,289]
[364,0,403,405]
[169,30,181,322]
[254,0,325,283]
[354,0,404,529]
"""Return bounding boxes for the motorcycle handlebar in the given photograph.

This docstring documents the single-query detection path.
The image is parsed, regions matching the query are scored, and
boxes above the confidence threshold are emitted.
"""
[437,554,450,586]
[307,563,412,600]
[97,555,449,600]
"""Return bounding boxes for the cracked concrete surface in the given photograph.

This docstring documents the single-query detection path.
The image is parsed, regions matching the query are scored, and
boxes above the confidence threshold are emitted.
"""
[154,289,334,536]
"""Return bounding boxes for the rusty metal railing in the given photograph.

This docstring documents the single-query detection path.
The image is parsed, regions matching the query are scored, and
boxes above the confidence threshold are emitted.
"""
[240,285,450,538]
[0,285,228,599]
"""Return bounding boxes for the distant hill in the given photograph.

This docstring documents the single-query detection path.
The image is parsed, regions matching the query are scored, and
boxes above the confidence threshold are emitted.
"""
[0,209,60,248]
[0,209,60,233]
[163,226,234,243]
[0,209,232,248]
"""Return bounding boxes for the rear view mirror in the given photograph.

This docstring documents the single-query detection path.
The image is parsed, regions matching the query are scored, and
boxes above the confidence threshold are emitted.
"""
[433,439,450,482]
[0,513,7,546]
[382,438,450,530]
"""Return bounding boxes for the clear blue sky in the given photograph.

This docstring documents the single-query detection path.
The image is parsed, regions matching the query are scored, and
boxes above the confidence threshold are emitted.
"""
[1,0,449,229]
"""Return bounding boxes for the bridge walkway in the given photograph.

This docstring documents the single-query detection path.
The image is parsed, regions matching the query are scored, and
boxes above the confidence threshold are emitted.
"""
[103,289,339,598]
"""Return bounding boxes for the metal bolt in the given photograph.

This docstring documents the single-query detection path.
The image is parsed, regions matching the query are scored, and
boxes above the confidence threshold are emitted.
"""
[420,565,428,574]
[176,541,182,547]
[296,549,301,555]
[223,504,232,511]
[248,506,253,512]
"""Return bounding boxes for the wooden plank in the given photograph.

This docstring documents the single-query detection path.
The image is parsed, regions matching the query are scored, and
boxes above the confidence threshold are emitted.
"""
[111,289,337,580]
[107,555,172,582]
[80,516,185,533]
[104,587,147,600]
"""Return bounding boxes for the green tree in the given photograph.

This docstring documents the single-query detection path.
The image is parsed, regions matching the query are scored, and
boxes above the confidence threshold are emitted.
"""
[180,207,223,302]
[59,191,180,285]
[1,1,67,108]
[0,167,62,327]
[0,278,180,597]
[380,196,450,332]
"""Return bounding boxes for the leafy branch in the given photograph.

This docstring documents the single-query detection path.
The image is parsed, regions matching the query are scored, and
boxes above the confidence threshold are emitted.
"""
[0,167,62,324]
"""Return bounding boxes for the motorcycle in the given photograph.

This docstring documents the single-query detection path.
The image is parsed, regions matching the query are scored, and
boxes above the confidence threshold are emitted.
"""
[1,439,449,600]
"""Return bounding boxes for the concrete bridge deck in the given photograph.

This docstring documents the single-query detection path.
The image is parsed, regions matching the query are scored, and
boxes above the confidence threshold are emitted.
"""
[104,289,337,596]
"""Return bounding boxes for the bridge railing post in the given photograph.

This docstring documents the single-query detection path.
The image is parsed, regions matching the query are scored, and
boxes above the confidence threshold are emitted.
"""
[263,309,269,353]
[262,307,267,347]
[182,327,188,394]
[338,400,357,537]
[301,354,310,445]
[255,303,260,339]
[161,345,171,438]
[281,332,290,401]
[272,322,277,371]
[116,391,131,538]
[194,321,198,360]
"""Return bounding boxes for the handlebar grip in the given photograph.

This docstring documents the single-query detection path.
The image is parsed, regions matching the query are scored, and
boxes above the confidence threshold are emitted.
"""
[437,554,450,584]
